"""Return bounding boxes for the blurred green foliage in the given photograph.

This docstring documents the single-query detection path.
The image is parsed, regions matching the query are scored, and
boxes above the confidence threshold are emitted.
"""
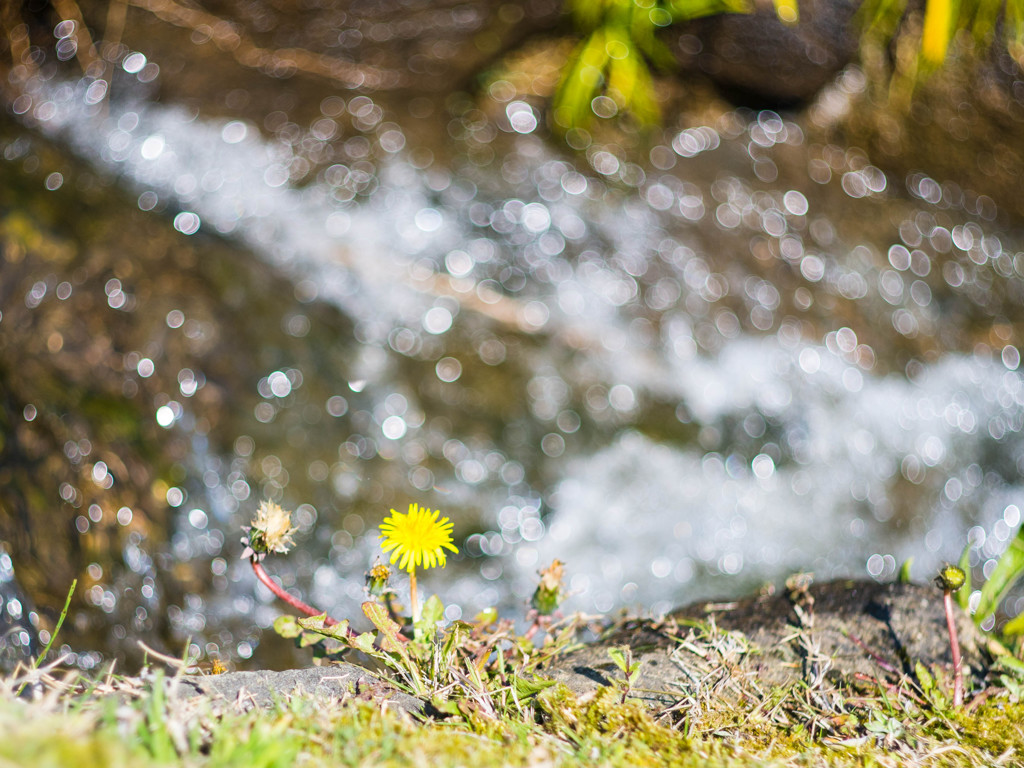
[861,0,1024,71]
[554,0,1024,131]
[552,0,750,132]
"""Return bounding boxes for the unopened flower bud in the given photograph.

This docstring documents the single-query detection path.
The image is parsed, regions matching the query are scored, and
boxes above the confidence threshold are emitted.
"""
[366,559,392,597]
[936,564,966,593]
[531,559,565,616]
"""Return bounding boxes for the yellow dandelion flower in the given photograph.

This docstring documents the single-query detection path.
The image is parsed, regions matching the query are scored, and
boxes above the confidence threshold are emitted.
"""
[379,503,458,573]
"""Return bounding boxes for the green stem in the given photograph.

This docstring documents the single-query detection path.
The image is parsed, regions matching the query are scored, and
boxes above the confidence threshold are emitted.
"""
[410,568,419,625]
[16,579,77,696]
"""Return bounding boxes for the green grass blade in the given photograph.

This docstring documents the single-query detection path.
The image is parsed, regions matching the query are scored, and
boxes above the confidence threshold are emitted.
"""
[16,578,76,696]
[975,525,1024,624]
[957,543,972,611]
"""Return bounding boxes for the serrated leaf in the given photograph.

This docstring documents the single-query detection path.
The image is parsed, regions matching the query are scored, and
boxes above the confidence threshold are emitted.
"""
[362,601,407,652]
[608,646,628,673]
[298,614,351,641]
[915,661,934,692]
[353,632,377,654]
[299,631,324,648]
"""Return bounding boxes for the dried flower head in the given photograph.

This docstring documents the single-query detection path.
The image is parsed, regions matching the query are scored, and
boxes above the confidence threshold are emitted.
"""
[531,559,566,615]
[240,500,298,560]
[379,503,458,574]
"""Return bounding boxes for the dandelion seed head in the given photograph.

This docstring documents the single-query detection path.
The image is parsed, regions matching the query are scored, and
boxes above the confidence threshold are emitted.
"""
[241,500,297,559]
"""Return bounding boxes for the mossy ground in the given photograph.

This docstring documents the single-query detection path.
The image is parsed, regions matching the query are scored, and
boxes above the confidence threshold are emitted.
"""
[3,660,1023,768]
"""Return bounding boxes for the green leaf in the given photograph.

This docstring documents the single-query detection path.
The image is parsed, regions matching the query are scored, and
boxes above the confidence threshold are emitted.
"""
[1003,611,1024,636]
[273,615,303,639]
[428,697,461,717]
[511,674,558,698]
[362,601,406,652]
[353,632,377,654]
[1007,0,1024,46]
[957,543,973,611]
[994,653,1024,678]
[608,645,628,673]
[552,30,610,130]
[414,594,445,643]
[898,557,914,584]
[915,661,935,693]
[442,620,472,660]
[857,0,911,41]
[474,607,498,626]
[297,614,351,641]
[976,524,1024,623]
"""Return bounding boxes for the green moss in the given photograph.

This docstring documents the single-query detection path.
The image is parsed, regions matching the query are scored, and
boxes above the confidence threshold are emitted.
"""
[538,685,688,760]
[956,699,1024,756]
[5,661,1024,768]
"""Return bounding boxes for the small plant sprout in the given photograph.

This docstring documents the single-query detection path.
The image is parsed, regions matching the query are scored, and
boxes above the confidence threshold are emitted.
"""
[607,645,641,703]
[378,502,458,624]
[242,500,345,628]
[936,564,967,706]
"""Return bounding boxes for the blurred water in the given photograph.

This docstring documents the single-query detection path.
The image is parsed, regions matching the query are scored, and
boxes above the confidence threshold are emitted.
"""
[7,53,1024,664]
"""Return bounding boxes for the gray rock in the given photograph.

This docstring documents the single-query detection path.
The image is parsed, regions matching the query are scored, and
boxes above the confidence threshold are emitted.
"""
[174,662,422,714]
[541,580,989,706]
[667,0,862,103]
[168,581,990,713]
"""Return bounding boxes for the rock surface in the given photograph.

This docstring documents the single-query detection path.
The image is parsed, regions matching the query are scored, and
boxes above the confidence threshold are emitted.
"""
[668,0,861,104]
[175,580,989,712]
[542,579,988,705]
[174,662,421,714]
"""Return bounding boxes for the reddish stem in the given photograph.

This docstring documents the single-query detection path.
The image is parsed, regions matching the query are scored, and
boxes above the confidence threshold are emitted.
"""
[845,630,900,675]
[943,589,964,706]
[522,610,551,643]
[251,559,346,629]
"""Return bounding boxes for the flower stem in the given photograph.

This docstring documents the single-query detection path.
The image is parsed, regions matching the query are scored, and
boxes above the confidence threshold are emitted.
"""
[251,558,344,627]
[410,568,420,625]
[942,588,964,706]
